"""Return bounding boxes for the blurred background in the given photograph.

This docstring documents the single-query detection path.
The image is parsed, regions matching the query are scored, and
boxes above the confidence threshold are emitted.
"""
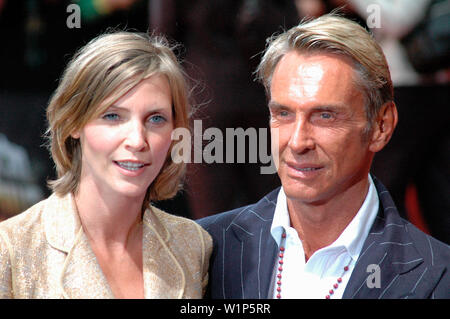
[0,0,448,244]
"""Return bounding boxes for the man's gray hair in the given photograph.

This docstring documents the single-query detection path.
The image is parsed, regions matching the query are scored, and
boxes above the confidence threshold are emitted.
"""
[256,13,394,132]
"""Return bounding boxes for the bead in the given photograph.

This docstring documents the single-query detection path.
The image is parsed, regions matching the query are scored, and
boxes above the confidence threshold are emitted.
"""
[276,231,352,299]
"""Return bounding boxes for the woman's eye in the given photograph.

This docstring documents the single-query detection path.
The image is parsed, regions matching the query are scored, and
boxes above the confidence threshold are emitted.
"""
[102,113,119,121]
[149,115,166,124]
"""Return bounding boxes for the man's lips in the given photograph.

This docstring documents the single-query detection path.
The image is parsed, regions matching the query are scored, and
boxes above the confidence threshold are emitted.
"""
[285,161,324,172]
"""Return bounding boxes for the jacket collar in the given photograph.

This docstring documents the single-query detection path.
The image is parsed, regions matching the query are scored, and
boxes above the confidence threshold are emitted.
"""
[42,193,185,298]
[43,193,82,253]
[229,178,438,299]
[142,205,186,298]
[342,177,425,298]
[228,188,279,298]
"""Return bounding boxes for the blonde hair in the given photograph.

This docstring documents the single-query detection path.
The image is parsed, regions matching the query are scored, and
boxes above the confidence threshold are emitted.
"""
[256,13,393,130]
[46,31,190,207]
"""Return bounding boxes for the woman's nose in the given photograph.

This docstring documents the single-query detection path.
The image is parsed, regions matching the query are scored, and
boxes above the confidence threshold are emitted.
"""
[125,122,149,152]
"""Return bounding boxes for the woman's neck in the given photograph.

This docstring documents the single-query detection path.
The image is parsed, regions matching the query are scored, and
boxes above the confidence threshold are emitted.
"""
[73,180,144,247]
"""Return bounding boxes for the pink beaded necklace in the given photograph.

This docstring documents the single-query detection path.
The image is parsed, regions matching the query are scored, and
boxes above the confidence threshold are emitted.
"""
[275,231,352,299]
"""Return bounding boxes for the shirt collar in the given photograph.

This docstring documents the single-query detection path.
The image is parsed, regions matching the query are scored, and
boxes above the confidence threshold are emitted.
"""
[270,174,379,261]
[270,186,289,248]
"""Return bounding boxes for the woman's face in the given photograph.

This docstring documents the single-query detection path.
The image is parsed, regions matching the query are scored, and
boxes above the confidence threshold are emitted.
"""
[73,74,174,201]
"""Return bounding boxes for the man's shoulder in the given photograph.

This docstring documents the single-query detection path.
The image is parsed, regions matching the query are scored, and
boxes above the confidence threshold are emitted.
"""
[373,176,450,264]
[405,220,450,266]
[197,187,280,232]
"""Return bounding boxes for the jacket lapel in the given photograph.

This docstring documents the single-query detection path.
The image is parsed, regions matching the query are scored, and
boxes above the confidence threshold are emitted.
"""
[343,178,424,299]
[60,228,115,298]
[44,194,186,298]
[43,193,113,298]
[142,206,185,298]
[229,189,279,299]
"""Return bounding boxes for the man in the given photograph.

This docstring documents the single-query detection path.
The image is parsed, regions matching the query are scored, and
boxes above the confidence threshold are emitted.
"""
[197,14,449,299]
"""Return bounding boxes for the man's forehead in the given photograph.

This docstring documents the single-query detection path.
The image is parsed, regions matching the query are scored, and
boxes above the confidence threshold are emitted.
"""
[275,51,356,77]
[272,52,357,93]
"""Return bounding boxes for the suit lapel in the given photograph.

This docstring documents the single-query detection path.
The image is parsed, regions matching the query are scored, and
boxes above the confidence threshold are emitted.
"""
[43,193,113,298]
[142,206,185,298]
[343,178,424,299]
[229,189,279,299]
[60,227,114,298]
[44,195,185,298]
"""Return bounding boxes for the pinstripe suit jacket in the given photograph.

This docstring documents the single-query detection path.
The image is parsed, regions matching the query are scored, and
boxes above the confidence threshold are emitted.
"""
[198,178,450,299]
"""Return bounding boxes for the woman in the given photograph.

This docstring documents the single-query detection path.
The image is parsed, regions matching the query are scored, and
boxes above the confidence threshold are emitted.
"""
[0,32,212,298]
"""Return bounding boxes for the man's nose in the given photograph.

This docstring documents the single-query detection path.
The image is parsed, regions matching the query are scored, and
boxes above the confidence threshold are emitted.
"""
[125,122,149,152]
[288,116,315,154]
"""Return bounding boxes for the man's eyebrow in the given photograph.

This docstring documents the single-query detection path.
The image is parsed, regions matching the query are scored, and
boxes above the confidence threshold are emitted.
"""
[268,101,346,111]
[312,105,345,112]
[268,101,286,110]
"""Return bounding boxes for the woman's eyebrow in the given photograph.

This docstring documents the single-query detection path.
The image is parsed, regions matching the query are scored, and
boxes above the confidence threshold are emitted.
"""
[106,104,169,112]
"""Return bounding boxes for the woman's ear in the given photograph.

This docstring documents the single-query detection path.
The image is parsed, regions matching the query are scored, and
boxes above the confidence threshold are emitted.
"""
[71,130,80,139]
[369,101,398,153]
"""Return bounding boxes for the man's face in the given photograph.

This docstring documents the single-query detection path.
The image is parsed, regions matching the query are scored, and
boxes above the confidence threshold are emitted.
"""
[269,51,374,205]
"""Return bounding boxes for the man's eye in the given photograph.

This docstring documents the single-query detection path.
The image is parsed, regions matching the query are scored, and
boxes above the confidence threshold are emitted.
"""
[272,110,290,118]
[320,112,332,119]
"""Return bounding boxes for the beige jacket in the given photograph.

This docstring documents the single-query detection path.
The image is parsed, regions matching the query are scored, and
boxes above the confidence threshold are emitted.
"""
[0,193,212,299]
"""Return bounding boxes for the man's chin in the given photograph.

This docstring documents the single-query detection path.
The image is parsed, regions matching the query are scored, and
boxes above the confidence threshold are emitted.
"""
[283,186,329,206]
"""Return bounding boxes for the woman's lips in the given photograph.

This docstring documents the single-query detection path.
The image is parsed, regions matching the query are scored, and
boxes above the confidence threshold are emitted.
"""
[114,161,145,171]
[113,160,150,175]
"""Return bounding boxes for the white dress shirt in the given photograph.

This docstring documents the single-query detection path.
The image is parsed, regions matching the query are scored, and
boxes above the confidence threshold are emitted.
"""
[270,175,379,299]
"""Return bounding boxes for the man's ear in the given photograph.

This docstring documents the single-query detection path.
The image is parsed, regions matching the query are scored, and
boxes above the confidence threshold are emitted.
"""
[369,101,398,153]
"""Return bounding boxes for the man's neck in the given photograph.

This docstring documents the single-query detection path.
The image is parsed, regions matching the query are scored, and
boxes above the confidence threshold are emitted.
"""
[286,177,370,261]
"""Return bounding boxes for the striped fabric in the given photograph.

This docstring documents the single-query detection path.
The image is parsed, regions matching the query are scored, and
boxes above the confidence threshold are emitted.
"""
[198,177,449,299]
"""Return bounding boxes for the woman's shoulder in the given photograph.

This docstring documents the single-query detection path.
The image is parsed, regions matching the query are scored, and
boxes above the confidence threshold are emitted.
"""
[0,197,55,254]
[0,196,50,234]
[149,205,212,245]
[150,205,200,230]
